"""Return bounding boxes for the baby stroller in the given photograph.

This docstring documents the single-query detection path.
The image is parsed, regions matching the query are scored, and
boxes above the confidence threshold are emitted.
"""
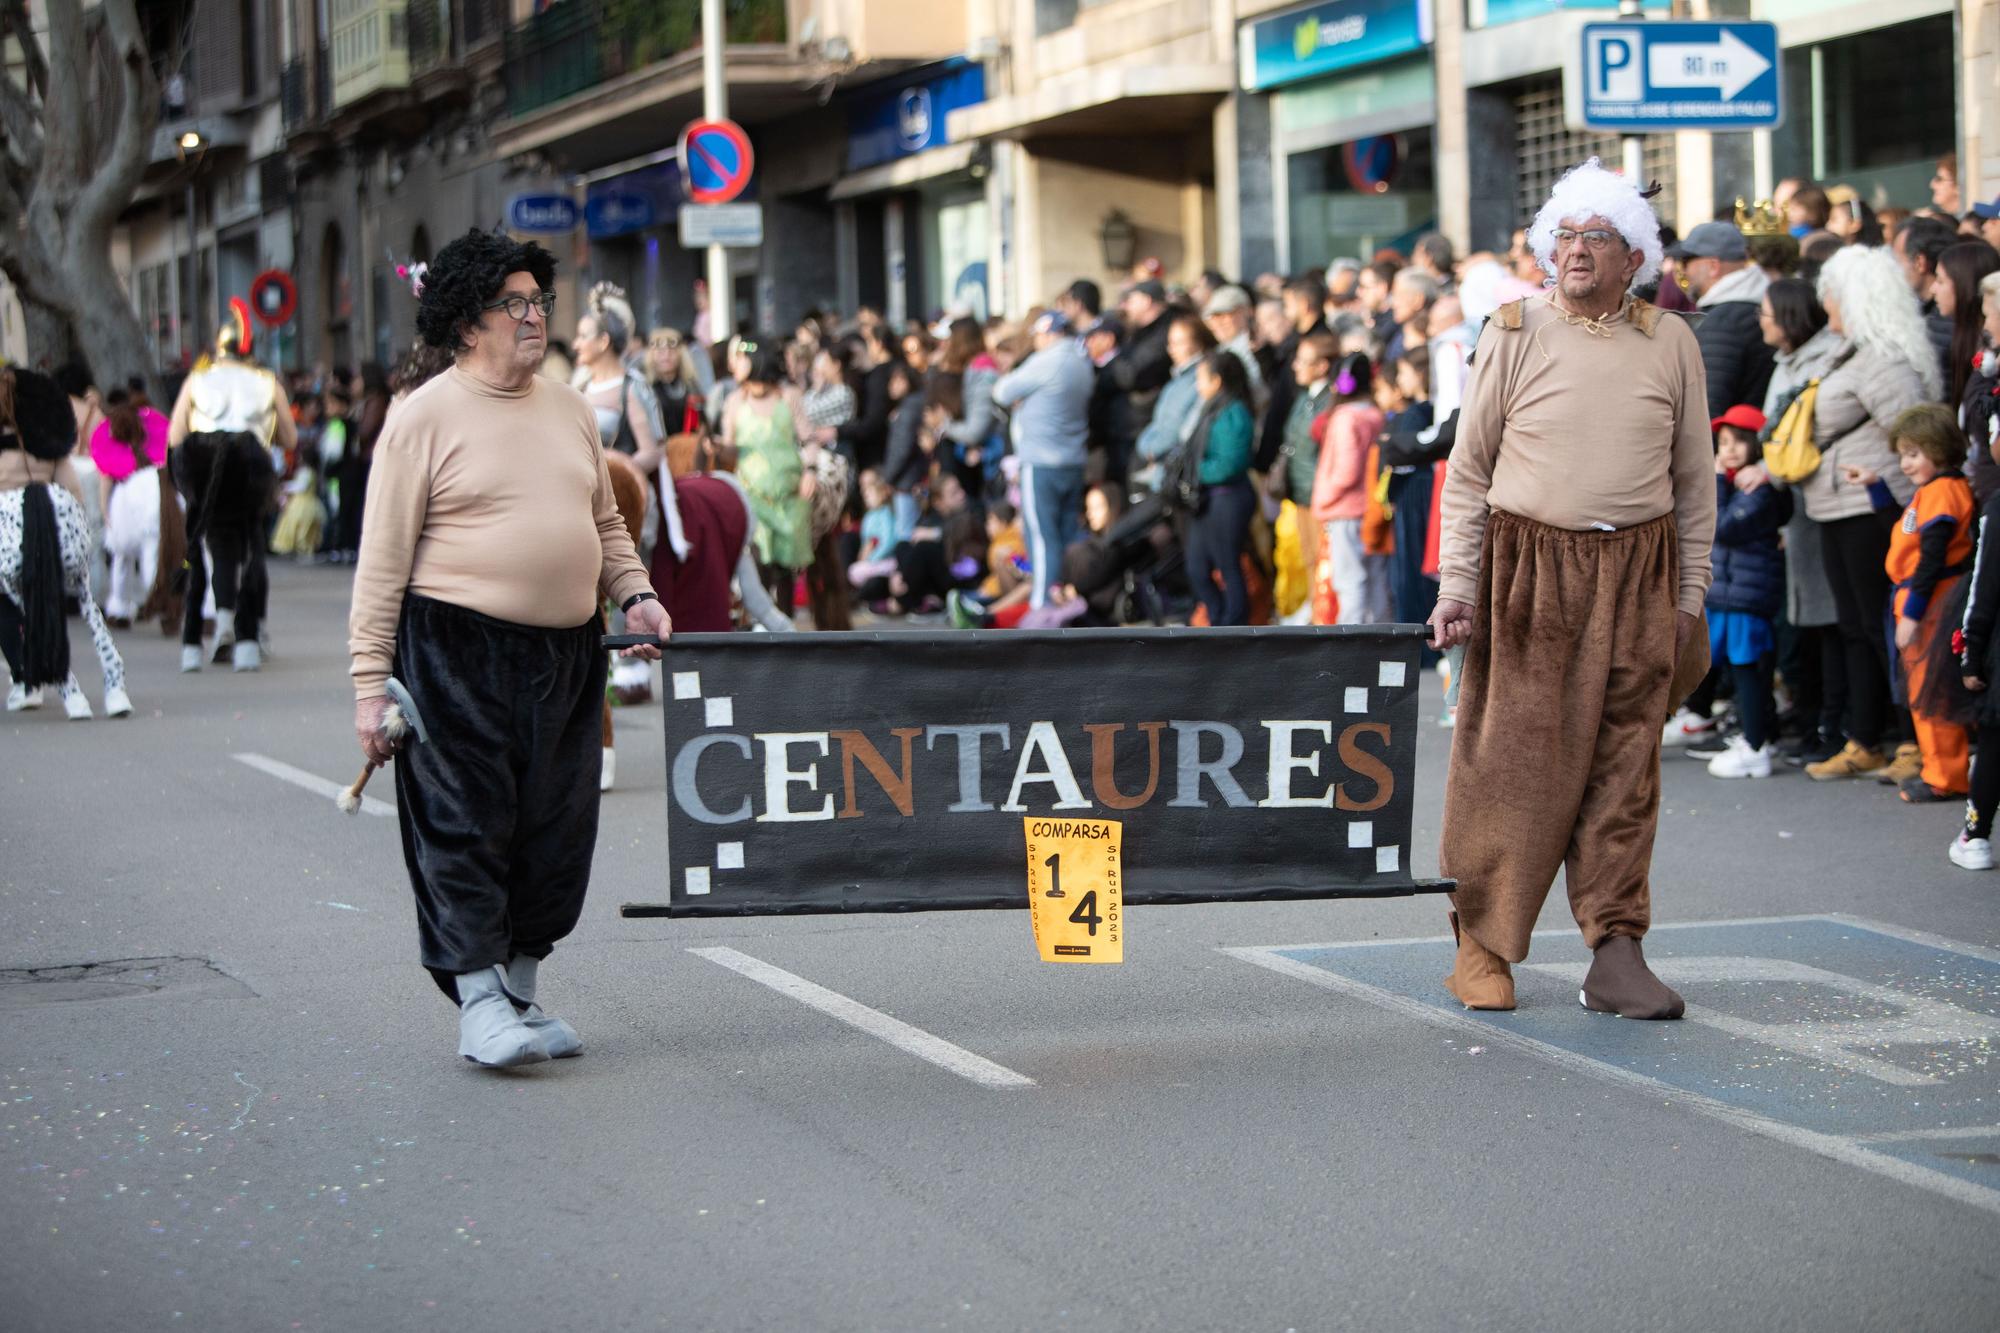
[1080,492,1188,626]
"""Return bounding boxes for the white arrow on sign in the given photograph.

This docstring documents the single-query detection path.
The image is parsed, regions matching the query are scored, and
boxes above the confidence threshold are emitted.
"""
[1647,28,1771,101]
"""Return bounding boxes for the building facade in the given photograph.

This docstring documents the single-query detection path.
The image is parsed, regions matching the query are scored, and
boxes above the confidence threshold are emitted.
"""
[52,0,1993,371]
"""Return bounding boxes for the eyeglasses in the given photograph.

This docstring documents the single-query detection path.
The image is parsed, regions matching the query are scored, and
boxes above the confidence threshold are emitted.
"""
[652,336,683,351]
[483,291,557,322]
[1551,228,1623,252]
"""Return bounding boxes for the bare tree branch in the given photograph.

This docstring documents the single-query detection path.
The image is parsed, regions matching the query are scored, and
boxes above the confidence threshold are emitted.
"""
[0,0,48,104]
[0,171,75,317]
[74,0,156,238]
[0,71,44,178]
[36,0,89,195]
[4,0,156,378]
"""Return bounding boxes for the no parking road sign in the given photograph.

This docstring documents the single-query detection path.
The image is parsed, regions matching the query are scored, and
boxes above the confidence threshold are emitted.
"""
[679,117,755,206]
[1567,20,1782,133]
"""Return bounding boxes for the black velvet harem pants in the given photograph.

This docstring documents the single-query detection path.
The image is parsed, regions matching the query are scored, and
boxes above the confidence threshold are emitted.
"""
[392,594,607,1003]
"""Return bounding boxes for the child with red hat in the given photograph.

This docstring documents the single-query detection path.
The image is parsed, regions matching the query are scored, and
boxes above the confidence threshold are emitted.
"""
[1704,405,1793,778]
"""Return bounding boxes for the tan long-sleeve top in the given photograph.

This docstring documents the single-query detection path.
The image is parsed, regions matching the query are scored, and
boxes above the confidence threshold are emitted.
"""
[347,366,654,699]
[1438,297,1716,617]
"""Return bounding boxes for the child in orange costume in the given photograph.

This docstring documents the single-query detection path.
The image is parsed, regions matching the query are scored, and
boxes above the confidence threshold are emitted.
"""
[1848,405,1977,802]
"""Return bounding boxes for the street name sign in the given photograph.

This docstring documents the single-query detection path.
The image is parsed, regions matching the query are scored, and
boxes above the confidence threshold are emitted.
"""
[506,193,580,234]
[1567,20,1782,132]
[679,203,764,250]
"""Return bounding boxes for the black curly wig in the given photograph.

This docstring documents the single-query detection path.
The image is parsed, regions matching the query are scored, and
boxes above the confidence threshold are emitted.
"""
[414,228,558,351]
[0,367,80,461]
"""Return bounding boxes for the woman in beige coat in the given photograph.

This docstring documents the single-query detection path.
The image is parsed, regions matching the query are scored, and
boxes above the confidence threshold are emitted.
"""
[1798,246,1943,780]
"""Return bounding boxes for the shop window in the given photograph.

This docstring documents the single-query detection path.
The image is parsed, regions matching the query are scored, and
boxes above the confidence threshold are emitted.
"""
[1288,131,1437,271]
[1793,15,1955,209]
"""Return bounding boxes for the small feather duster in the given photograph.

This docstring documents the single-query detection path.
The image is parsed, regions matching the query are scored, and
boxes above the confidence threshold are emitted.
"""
[336,701,411,815]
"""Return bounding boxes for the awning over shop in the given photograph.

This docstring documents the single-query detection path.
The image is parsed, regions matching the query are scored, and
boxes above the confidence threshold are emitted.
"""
[828,142,979,201]
[945,63,1232,142]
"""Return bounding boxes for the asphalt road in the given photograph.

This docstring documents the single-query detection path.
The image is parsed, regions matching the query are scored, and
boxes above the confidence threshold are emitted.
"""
[4,564,1997,1332]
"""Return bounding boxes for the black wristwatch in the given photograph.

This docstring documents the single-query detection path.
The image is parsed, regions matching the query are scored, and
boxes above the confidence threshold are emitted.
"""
[621,591,659,614]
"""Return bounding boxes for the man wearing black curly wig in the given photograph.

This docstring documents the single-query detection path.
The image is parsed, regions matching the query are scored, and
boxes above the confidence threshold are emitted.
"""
[347,228,672,1068]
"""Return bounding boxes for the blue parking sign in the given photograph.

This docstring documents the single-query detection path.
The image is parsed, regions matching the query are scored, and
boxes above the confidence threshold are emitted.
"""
[1570,20,1782,132]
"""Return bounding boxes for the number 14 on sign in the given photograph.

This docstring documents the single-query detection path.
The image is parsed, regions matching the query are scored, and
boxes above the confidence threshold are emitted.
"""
[1024,818,1124,964]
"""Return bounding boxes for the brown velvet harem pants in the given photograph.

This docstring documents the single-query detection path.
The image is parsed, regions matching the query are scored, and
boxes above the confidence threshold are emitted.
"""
[1440,510,1703,964]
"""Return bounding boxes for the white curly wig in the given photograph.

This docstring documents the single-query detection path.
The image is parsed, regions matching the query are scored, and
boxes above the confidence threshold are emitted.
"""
[1527,157,1664,290]
[1815,245,1944,400]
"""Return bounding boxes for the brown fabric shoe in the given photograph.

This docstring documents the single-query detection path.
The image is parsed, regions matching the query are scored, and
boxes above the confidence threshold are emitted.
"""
[1444,912,1516,1010]
[1581,936,1684,1020]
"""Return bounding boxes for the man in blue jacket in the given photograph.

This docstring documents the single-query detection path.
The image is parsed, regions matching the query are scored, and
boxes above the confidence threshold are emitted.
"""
[996,311,1095,609]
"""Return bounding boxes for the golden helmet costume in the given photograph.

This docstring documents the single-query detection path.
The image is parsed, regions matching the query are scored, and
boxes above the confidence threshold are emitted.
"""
[170,297,283,673]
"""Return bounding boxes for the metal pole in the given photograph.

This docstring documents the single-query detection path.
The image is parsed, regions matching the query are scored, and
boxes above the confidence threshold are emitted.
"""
[186,179,200,355]
[1618,0,1645,185]
[700,0,731,342]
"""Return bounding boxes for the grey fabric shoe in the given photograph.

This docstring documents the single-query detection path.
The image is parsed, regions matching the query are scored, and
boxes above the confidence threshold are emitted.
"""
[180,645,203,673]
[505,955,582,1059]
[456,966,549,1067]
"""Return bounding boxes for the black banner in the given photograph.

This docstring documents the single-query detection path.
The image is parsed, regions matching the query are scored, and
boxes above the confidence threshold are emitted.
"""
[624,626,1450,918]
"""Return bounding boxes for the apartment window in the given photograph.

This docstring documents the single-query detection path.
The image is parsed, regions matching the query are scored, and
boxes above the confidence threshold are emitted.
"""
[1035,0,1078,36]
[1512,79,1674,232]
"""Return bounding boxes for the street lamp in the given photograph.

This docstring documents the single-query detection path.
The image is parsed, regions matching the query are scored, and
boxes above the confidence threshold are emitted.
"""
[175,129,207,360]
[1099,211,1137,272]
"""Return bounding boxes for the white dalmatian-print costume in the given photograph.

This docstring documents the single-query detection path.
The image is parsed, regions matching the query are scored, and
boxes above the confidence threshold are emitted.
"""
[0,482,127,708]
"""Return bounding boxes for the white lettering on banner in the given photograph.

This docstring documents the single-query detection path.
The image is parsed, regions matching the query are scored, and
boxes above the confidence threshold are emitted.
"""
[1523,956,2000,1087]
[1259,721,1336,809]
[925,724,1012,813]
[754,732,836,822]
[1001,721,1093,813]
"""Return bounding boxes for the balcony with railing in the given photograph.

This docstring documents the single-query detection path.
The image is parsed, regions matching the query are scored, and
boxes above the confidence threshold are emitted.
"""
[330,0,412,110]
[280,43,337,139]
[501,0,787,121]
[461,0,503,50]
[409,0,451,73]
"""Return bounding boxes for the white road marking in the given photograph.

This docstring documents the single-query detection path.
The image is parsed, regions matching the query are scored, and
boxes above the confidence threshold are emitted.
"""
[1239,911,2000,962]
[688,946,1035,1090]
[1849,1125,2000,1145]
[233,752,395,817]
[1221,943,2000,1219]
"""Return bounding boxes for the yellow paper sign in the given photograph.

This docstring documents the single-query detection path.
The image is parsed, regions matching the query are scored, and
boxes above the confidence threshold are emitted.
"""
[1023,818,1124,964]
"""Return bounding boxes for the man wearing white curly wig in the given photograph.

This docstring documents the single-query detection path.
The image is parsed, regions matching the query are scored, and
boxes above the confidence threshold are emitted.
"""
[1428,159,1715,1019]
[348,228,672,1068]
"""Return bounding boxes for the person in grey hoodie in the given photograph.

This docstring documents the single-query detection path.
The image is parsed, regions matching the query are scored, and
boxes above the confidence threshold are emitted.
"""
[995,311,1095,608]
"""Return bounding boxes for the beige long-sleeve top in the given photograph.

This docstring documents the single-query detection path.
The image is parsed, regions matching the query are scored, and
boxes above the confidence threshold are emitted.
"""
[1437,297,1716,617]
[347,366,654,700]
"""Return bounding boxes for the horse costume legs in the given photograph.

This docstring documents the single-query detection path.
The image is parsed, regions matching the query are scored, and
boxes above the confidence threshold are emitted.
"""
[0,486,126,715]
[58,490,126,711]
